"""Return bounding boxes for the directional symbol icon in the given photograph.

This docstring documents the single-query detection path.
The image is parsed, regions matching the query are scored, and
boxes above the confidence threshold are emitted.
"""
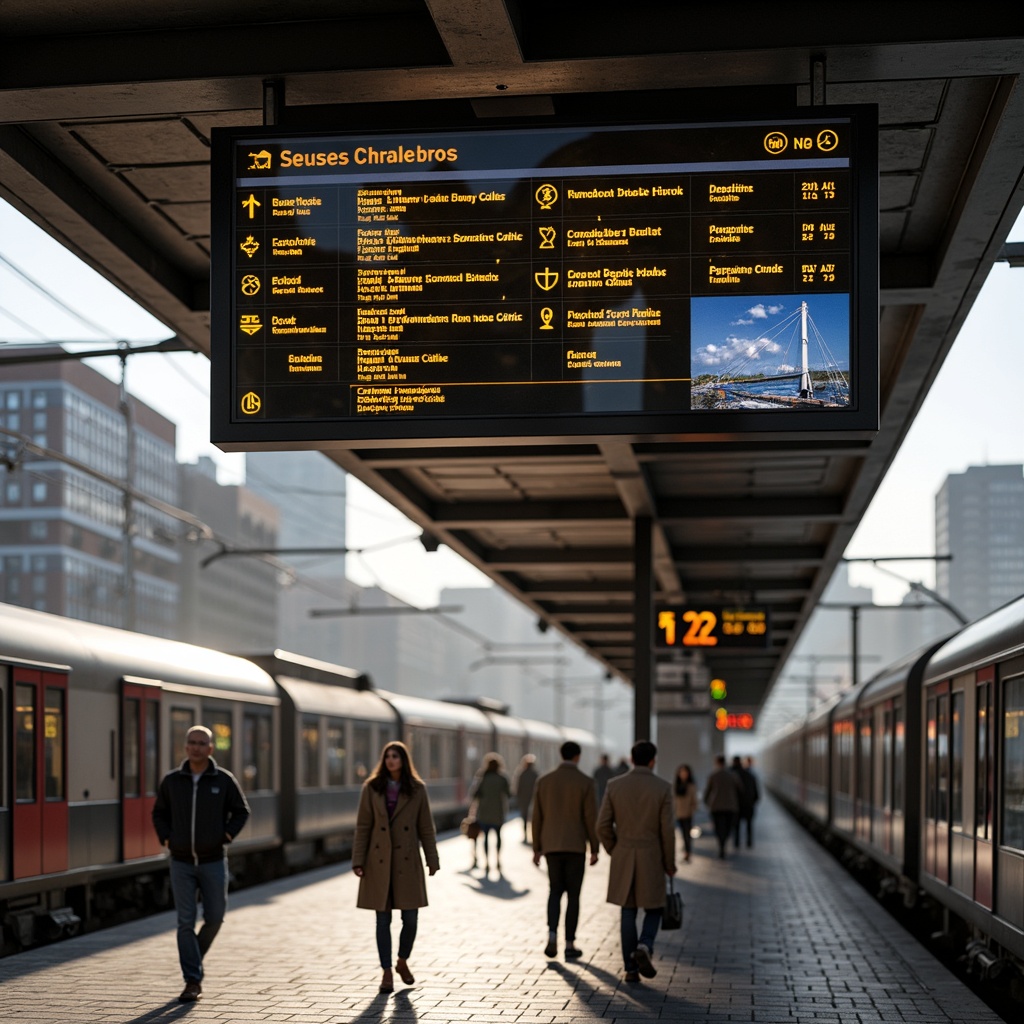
[535,183,558,210]
[242,194,261,219]
[241,274,261,296]
[239,235,259,258]
[534,266,559,291]
[239,314,262,335]
[241,392,262,415]
[538,226,556,249]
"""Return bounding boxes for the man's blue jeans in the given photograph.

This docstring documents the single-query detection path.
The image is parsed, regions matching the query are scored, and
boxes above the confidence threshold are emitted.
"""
[169,857,228,983]
[620,906,662,971]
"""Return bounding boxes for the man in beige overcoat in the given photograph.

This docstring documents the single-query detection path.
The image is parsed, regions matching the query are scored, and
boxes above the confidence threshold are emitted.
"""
[597,739,675,983]
[532,740,600,959]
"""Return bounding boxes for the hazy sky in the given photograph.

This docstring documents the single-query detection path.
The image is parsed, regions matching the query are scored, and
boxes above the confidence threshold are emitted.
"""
[2,199,1022,607]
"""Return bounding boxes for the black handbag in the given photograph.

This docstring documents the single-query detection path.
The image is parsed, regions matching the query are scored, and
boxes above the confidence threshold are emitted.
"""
[662,877,683,930]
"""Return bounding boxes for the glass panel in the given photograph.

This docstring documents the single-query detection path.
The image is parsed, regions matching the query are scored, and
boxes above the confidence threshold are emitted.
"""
[204,708,233,773]
[301,715,320,788]
[123,697,141,798]
[1002,676,1024,851]
[326,720,346,786]
[44,687,65,800]
[353,722,372,783]
[242,711,273,792]
[0,693,5,809]
[893,702,905,813]
[144,700,159,796]
[925,694,936,819]
[15,683,36,802]
[951,691,964,831]
[857,715,871,801]
[976,683,992,840]
[882,708,893,813]
[170,708,193,768]
[937,693,949,825]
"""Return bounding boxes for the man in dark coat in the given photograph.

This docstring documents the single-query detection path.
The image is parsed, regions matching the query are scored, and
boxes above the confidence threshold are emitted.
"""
[152,725,250,1004]
[597,740,675,983]
[703,754,742,859]
[532,741,600,960]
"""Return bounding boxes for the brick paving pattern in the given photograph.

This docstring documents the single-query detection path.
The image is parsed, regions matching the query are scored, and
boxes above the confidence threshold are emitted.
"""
[0,797,1003,1023]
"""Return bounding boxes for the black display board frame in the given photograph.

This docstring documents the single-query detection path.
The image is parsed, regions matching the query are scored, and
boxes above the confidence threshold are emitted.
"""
[211,108,878,450]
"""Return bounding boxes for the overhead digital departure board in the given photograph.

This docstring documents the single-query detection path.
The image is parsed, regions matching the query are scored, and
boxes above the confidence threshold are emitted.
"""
[210,110,877,449]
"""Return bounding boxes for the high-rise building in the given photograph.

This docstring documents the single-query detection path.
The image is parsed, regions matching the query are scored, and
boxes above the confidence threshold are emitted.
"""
[0,350,179,635]
[244,451,348,660]
[177,457,280,651]
[936,464,1024,622]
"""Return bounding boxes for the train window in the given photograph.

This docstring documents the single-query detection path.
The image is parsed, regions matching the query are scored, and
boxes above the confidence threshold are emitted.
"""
[353,722,372,783]
[857,715,871,806]
[893,701,905,813]
[300,714,320,788]
[326,719,346,786]
[1001,675,1024,851]
[144,700,159,797]
[242,710,272,792]
[440,731,455,779]
[951,691,964,832]
[205,710,233,773]
[170,707,193,766]
[976,682,993,840]
[15,682,35,802]
[124,697,141,798]
[44,687,64,800]
[937,693,949,825]
[879,707,891,814]
[926,694,936,819]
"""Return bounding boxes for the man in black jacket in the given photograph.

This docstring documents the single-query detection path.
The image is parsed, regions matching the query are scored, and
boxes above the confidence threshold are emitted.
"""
[152,725,250,1003]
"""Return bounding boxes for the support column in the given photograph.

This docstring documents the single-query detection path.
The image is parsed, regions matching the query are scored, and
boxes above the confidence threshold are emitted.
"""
[633,515,654,742]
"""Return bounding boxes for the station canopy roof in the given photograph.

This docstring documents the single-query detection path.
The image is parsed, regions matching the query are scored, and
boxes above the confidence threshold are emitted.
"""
[2,3,1022,710]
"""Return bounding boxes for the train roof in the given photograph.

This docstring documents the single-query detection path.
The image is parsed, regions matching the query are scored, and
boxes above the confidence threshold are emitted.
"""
[513,716,562,742]
[924,594,1024,685]
[833,641,947,715]
[377,689,493,730]
[0,602,277,698]
[274,675,395,721]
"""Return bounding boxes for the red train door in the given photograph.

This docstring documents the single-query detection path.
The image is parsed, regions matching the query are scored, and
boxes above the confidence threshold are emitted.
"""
[12,667,69,878]
[121,681,163,859]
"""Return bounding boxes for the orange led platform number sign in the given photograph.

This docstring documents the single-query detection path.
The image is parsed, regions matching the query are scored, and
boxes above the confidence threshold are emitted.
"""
[655,605,769,649]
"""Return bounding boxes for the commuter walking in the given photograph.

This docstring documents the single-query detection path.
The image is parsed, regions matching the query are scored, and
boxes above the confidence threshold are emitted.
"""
[532,741,600,960]
[730,755,759,849]
[512,754,539,843]
[673,764,699,862]
[152,725,250,1004]
[352,741,439,994]
[470,753,511,873]
[592,753,615,807]
[703,754,742,859]
[597,740,676,983]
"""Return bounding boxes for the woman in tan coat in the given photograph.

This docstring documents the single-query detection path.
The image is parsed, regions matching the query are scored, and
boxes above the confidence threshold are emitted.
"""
[352,742,440,993]
[673,764,699,863]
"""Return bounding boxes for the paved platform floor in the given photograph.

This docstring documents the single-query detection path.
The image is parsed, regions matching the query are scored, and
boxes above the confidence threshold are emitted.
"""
[0,795,1005,1023]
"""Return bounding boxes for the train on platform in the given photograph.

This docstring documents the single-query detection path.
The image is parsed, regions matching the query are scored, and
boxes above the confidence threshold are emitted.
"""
[763,592,1024,994]
[0,601,596,954]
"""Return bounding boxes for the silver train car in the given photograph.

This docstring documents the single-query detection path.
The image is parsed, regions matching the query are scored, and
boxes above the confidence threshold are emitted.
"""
[0,603,595,952]
[763,593,1024,991]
